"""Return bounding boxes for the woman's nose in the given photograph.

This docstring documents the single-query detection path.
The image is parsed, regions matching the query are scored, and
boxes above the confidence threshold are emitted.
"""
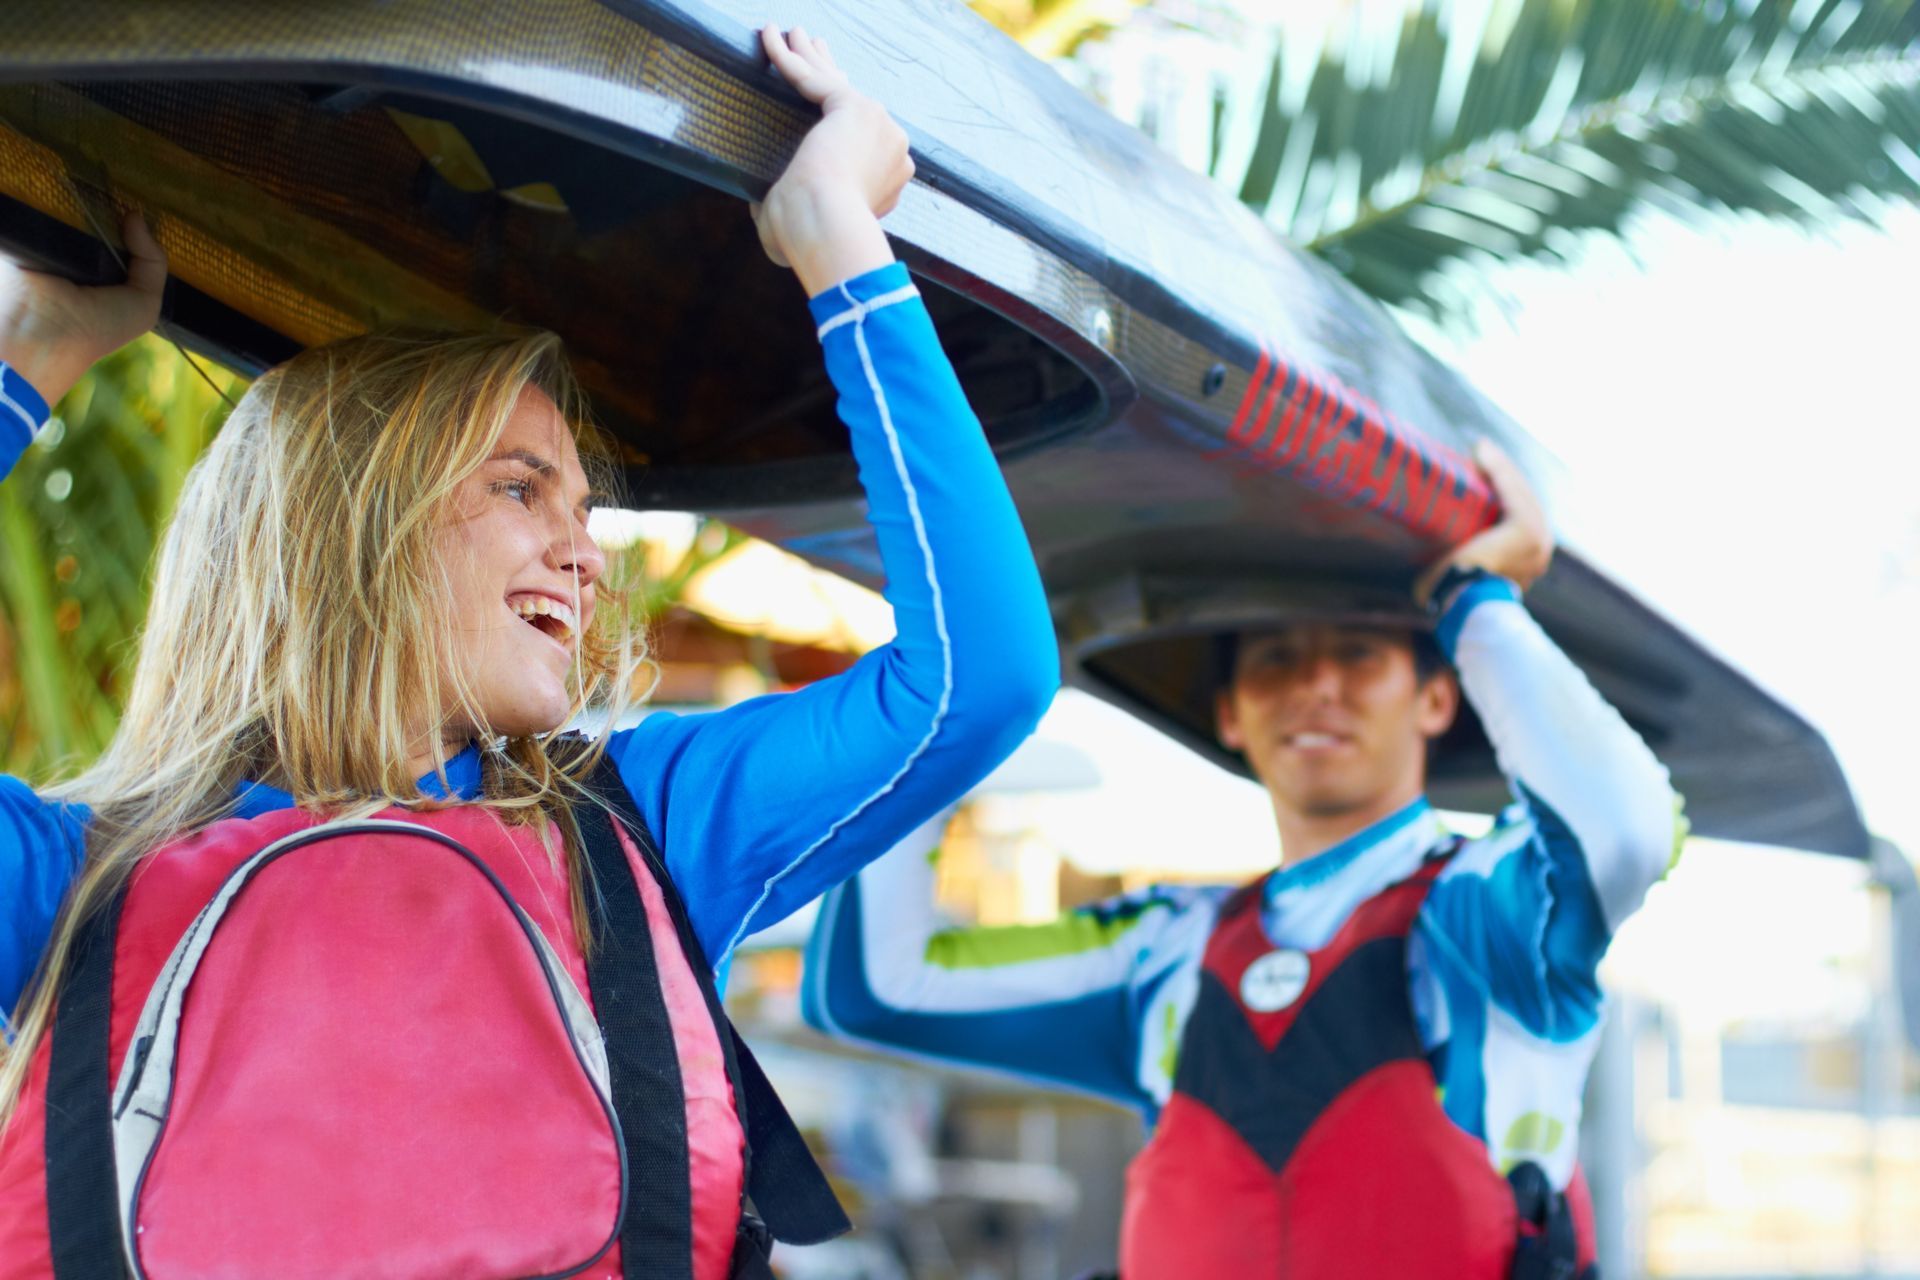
[550,522,605,588]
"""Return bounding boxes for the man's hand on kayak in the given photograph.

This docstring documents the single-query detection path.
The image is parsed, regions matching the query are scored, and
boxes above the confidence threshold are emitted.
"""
[1415,440,1554,605]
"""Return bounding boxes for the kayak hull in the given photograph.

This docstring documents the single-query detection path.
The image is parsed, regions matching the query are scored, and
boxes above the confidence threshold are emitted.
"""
[0,0,1866,856]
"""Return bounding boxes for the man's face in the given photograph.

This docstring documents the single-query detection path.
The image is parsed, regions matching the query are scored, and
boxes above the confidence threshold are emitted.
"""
[1215,623,1458,821]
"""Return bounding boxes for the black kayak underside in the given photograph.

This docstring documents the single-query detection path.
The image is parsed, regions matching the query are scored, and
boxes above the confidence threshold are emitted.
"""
[0,0,1868,857]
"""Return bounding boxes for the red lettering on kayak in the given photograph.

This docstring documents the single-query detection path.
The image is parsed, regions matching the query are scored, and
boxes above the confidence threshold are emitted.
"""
[1207,349,1498,545]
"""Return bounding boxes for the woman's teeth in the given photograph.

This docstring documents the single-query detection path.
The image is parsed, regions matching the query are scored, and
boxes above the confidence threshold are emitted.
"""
[509,595,577,642]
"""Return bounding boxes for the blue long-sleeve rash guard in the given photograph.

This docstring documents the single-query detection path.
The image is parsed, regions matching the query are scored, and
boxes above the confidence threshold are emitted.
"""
[0,263,1060,1015]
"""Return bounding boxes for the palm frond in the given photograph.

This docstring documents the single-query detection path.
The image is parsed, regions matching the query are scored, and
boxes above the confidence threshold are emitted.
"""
[1218,0,1920,320]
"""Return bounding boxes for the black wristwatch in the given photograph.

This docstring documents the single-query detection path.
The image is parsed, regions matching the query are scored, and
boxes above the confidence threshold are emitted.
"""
[1424,564,1496,620]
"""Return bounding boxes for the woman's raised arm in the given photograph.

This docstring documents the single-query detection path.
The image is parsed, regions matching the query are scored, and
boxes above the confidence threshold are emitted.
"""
[0,211,165,1020]
[611,29,1059,967]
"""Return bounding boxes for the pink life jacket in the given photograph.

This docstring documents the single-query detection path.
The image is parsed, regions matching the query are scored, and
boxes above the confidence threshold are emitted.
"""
[0,758,846,1279]
[1120,854,1597,1279]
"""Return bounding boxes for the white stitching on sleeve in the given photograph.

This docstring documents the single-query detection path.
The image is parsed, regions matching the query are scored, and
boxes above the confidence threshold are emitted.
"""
[815,284,921,340]
[723,293,953,957]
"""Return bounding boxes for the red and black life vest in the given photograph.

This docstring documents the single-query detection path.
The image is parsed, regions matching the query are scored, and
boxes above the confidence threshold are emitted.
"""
[1120,852,1597,1279]
[0,757,847,1280]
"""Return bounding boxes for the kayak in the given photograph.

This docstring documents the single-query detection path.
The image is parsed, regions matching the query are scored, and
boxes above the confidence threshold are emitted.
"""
[0,0,1867,857]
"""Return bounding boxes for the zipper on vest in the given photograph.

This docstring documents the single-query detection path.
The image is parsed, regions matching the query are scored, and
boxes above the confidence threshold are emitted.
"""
[111,1035,153,1121]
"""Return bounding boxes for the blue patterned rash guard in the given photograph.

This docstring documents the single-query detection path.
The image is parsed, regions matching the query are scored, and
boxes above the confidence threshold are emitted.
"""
[0,262,1060,1020]
[802,577,1687,1192]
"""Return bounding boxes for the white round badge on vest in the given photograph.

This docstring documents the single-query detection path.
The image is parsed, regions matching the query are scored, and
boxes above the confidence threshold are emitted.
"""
[1240,949,1311,1013]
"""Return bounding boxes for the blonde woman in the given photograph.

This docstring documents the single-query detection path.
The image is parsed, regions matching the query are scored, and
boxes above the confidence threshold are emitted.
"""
[0,29,1055,1280]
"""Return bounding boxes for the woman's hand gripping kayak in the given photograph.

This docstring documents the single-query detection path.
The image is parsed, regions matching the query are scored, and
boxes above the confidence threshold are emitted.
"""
[751,25,914,293]
[0,210,167,409]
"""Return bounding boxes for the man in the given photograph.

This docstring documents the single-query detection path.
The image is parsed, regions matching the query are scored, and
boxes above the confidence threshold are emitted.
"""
[800,442,1684,1277]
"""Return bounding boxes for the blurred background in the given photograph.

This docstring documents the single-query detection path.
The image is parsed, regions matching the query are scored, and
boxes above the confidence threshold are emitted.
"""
[4,1,1918,1276]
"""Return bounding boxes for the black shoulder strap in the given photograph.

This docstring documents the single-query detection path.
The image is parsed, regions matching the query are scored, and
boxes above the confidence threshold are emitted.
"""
[577,753,850,1252]
[44,887,130,1278]
[569,774,699,1280]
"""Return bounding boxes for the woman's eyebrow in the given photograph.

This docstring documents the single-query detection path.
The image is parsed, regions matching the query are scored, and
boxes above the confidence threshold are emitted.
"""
[488,448,557,475]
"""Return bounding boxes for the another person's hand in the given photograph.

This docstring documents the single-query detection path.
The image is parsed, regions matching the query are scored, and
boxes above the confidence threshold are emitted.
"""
[752,25,912,293]
[1415,439,1554,605]
[0,209,166,406]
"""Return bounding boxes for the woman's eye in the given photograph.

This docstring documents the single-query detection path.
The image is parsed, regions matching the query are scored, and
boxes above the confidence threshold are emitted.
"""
[494,478,535,505]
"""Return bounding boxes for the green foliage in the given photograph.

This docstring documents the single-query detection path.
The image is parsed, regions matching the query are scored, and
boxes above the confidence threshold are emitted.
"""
[1221,0,1920,319]
[630,520,747,624]
[0,338,241,780]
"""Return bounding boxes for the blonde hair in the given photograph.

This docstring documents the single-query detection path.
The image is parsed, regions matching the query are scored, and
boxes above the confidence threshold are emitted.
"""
[0,330,650,1125]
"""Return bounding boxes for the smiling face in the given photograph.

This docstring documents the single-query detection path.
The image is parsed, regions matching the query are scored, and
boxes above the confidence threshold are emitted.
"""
[433,385,606,750]
[1215,623,1458,828]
